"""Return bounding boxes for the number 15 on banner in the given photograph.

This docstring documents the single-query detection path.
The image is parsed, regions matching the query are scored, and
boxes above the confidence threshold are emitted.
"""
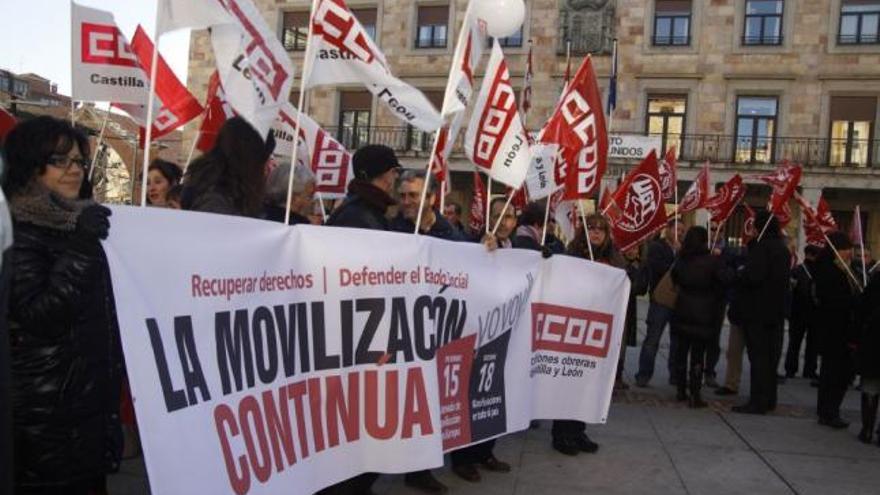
[437,335,476,451]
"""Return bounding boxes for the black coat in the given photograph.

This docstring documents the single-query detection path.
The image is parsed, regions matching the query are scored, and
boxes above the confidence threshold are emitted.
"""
[389,210,467,241]
[326,180,394,231]
[813,254,859,358]
[736,234,791,325]
[8,221,123,488]
[790,261,816,324]
[646,237,675,297]
[858,273,880,379]
[671,254,733,340]
[264,204,311,226]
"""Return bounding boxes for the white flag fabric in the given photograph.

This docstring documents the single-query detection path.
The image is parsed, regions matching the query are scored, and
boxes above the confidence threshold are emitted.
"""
[464,44,530,189]
[272,104,353,198]
[157,0,233,34]
[303,0,441,132]
[210,0,295,137]
[71,2,148,104]
[524,143,561,200]
[440,2,485,119]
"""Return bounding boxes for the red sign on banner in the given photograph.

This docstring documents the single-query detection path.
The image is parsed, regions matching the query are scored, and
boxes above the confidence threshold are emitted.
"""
[436,334,476,451]
[531,303,613,358]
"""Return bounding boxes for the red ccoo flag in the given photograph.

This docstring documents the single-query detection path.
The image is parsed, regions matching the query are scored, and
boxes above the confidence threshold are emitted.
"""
[706,174,746,224]
[196,71,236,152]
[469,171,486,234]
[678,162,710,214]
[610,150,669,251]
[539,56,608,200]
[658,146,677,201]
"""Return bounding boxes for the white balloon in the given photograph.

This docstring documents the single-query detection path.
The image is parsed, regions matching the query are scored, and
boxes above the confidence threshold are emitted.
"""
[474,0,525,39]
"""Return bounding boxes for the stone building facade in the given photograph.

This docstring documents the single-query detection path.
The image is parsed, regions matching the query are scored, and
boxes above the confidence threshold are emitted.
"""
[186,0,880,252]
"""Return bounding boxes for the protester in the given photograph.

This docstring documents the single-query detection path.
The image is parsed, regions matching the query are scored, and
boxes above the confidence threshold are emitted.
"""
[716,241,750,397]
[0,144,13,495]
[785,245,821,379]
[443,202,466,234]
[166,184,183,210]
[263,161,316,225]
[669,226,734,407]
[392,170,464,241]
[550,213,618,456]
[619,245,648,390]
[814,231,859,429]
[636,221,683,387]
[146,159,182,207]
[858,269,880,444]
[181,116,275,217]
[512,201,546,251]
[2,116,122,494]
[450,194,514,483]
[733,211,791,415]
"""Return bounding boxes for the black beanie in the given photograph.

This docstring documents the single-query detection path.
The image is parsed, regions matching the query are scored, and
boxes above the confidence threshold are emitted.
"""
[352,144,401,180]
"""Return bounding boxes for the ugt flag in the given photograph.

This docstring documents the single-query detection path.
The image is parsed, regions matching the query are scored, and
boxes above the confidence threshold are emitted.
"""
[678,163,710,214]
[610,150,669,252]
[758,162,802,214]
[705,174,746,224]
[658,146,677,202]
[464,44,530,189]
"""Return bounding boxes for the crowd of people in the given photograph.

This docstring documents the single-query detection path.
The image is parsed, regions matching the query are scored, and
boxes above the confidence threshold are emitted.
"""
[0,115,878,495]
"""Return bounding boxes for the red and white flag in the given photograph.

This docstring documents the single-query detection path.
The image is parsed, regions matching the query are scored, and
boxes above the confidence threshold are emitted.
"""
[599,184,621,224]
[464,43,530,188]
[520,41,533,116]
[795,193,837,243]
[303,0,441,132]
[114,26,203,142]
[71,2,147,104]
[275,103,353,198]
[774,201,792,229]
[156,0,232,34]
[742,204,757,244]
[195,71,236,152]
[0,107,15,143]
[706,174,746,224]
[758,162,802,214]
[539,56,608,200]
[678,163,710,214]
[658,146,677,202]
[469,171,486,233]
[610,150,669,251]
[210,0,295,137]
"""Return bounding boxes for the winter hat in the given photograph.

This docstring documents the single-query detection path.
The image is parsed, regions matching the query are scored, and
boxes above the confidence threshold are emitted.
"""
[827,230,853,251]
[352,144,401,180]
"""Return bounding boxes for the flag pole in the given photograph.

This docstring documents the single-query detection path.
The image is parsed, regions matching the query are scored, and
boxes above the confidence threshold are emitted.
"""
[857,206,867,287]
[139,3,163,208]
[318,193,328,223]
[540,196,552,246]
[577,200,594,261]
[674,181,680,246]
[822,231,863,290]
[88,105,111,181]
[415,128,443,234]
[184,129,200,167]
[869,259,879,275]
[490,188,515,235]
[70,100,76,126]
[285,0,320,225]
[485,175,493,235]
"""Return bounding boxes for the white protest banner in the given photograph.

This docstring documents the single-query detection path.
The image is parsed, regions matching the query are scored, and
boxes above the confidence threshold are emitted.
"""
[71,2,148,104]
[608,134,662,161]
[102,207,628,494]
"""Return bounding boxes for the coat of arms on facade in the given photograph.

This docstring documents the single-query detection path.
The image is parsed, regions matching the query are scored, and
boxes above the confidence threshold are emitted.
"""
[558,0,616,54]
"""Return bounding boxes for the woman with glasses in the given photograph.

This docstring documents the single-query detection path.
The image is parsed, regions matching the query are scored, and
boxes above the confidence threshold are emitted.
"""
[2,116,122,495]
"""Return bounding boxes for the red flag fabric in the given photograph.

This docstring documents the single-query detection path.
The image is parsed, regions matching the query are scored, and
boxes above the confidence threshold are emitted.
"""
[795,193,837,245]
[0,107,15,143]
[428,125,450,182]
[539,56,608,200]
[742,205,757,244]
[774,201,792,229]
[706,174,746,224]
[599,185,622,224]
[469,171,486,233]
[759,162,802,214]
[658,146,677,201]
[196,71,236,152]
[678,163,710,214]
[508,186,528,215]
[610,150,669,251]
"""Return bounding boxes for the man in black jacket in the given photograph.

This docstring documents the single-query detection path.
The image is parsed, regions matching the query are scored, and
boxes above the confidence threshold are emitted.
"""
[635,221,683,387]
[391,170,465,242]
[813,232,860,429]
[326,144,399,230]
[785,245,820,379]
[733,211,792,415]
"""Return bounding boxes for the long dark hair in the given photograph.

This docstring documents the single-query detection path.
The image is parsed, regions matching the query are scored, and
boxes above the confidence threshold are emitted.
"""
[569,213,623,266]
[2,116,90,198]
[183,117,274,216]
[679,226,710,259]
[149,159,182,186]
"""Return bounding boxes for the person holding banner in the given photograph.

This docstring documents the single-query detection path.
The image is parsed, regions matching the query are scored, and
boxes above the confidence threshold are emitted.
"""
[670,227,735,407]
[263,162,316,225]
[733,211,791,415]
[2,116,122,494]
[145,159,182,207]
[181,117,275,217]
[392,171,465,242]
[814,231,860,429]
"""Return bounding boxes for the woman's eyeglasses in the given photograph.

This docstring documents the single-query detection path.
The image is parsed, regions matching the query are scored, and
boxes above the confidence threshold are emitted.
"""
[587,225,604,231]
[47,155,88,171]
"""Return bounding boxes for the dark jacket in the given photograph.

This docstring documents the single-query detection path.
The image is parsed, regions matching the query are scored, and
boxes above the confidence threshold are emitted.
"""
[264,204,311,226]
[671,253,733,340]
[790,261,816,323]
[813,253,859,358]
[390,209,467,241]
[736,232,791,325]
[858,273,880,379]
[646,237,675,297]
[512,225,542,252]
[326,180,395,231]
[7,195,122,489]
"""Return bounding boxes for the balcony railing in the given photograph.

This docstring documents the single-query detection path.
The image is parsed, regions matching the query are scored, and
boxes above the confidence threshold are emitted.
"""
[323,127,880,169]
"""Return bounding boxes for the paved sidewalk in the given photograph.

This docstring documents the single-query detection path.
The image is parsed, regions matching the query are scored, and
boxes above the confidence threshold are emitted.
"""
[109,301,880,494]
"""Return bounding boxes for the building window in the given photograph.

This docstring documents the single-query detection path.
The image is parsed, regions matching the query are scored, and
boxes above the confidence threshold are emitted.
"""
[408,91,445,151]
[829,96,876,167]
[352,7,378,41]
[735,96,778,164]
[653,0,691,46]
[647,95,687,157]
[282,11,309,51]
[338,91,372,150]
[839,0,880,44]
[416,5,449,48]
[743,0,784,45]
[496,27,524,47]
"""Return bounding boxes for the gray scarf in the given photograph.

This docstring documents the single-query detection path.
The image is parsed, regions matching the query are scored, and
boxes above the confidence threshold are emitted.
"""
[9,182,92,232]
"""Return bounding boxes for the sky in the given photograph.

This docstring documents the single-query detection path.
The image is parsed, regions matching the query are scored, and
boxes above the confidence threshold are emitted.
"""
[0,0,191,97]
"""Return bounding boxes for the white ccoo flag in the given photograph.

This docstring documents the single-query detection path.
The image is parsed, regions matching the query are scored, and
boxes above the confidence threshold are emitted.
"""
[464,44,530,189]
[303,0,441,132]
[156,0,233,34]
